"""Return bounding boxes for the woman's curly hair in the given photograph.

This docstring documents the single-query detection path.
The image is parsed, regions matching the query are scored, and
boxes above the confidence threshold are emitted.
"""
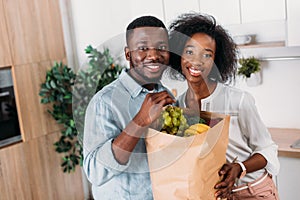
[168,12,238,83]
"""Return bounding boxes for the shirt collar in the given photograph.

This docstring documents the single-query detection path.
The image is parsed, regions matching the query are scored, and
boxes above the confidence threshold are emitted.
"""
[119,69,164,98]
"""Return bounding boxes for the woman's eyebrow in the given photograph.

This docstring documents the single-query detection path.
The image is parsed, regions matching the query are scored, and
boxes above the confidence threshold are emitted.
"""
[184,45,214,53]
[203,48,214,53]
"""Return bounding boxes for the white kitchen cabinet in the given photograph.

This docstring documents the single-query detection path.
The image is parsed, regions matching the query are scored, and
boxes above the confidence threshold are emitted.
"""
[286,0,300,46]
[277,156,300,199]
[240,0,286,23]
[128,0,164,23]
[163,0,199,26]
[199,0,240,25]
[199,0,285,25]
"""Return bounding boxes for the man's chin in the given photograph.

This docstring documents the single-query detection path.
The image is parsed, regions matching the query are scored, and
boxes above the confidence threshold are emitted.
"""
[144,76,162,84]
[143,72,164,83]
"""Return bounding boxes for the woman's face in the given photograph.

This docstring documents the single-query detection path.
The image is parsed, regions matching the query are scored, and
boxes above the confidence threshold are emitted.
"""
[181,33,216,83]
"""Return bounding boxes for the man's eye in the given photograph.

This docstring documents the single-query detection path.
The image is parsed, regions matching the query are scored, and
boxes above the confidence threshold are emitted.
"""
[138,46,148,51]
[158,45,168,51]
[185,50,193,55]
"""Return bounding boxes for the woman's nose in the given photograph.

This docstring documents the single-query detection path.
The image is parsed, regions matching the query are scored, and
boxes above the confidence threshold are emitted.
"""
[190,58,204,67]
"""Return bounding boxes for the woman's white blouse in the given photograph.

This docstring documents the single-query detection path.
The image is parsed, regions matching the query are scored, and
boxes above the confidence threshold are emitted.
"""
[177,83,280,185]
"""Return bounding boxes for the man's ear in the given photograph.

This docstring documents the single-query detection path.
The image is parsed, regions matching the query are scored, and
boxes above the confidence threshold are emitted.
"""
[124,47,130,61]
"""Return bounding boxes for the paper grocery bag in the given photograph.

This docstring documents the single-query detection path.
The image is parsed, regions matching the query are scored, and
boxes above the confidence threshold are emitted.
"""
[145,112,230,200]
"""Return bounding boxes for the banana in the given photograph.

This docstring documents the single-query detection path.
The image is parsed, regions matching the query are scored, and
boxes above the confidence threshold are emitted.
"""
[184,128,199,136]
[186,123,210,134]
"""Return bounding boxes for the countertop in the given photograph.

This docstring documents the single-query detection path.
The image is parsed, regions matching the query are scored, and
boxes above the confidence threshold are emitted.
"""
[268,128,300,158]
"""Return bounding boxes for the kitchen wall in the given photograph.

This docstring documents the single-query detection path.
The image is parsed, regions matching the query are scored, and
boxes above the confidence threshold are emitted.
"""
[66,0,300,129]
[237,46,300,129]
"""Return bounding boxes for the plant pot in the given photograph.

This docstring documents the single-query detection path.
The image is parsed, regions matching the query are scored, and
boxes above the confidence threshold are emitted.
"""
[246,71,262,87]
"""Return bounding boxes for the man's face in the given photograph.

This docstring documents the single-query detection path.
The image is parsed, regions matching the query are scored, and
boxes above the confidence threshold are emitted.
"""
[125,27,169,84]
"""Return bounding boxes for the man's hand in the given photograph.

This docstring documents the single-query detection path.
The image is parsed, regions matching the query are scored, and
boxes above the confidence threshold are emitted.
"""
[214,163,241,199]
[133,91,175,127]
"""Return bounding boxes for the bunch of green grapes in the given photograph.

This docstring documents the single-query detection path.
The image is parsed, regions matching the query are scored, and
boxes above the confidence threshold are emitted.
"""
[160,105,189,136]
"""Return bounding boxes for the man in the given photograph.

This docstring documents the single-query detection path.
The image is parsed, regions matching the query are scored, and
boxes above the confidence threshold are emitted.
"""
[83,16,174,199]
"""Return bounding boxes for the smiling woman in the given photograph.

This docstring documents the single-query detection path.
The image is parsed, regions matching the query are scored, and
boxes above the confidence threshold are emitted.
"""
[168,12,280,200]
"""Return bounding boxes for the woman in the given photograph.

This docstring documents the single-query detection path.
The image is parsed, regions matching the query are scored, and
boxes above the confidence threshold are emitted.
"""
[169,13,280,200]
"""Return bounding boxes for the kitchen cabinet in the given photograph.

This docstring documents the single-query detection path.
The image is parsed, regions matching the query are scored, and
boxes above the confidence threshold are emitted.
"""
[0,0,84,199]
[4,0,65,65]
[269,128,300,199]
[195,0,287,44]
[0,131,84,200]
[240,0,286,23]
[199,0,285,25]
[12,62,62,141]
[199,0,240,25]
[129,0,164,22]
[164,0,199,25]
[2,0,65,141]
[277,156,300,199]
[0,0,11,67]
[286,0,300,46]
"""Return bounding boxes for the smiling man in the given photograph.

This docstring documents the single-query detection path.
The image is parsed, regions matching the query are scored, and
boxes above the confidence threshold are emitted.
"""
[83,16,175,200]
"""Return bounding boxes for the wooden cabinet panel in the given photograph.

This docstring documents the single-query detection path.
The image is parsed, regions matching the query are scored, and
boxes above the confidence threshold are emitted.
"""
[12,61,61,141]
[3,0,65,65]
[0,131,84,200]
[0,0,11,67]
[0,141,32,199]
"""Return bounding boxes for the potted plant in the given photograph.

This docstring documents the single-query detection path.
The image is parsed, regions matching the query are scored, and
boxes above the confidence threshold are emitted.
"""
[237,56,262,86]
[39,45,125,172]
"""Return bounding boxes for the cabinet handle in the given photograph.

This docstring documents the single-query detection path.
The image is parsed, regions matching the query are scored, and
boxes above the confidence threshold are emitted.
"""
[259,56,300,61]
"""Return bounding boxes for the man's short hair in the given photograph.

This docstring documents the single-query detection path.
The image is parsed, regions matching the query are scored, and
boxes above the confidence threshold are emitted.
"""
[126,16,166,44]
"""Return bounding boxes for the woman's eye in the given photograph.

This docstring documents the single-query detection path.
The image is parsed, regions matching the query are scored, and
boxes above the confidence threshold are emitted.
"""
[203,54,212,58]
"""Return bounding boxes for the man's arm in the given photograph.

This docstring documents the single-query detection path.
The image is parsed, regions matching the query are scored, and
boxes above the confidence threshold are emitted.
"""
[112,91,175,164]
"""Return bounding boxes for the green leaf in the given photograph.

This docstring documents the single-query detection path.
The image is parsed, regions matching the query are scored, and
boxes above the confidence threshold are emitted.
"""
[50,80,56,88]
[40,98,49,104]
[63,94,71,99]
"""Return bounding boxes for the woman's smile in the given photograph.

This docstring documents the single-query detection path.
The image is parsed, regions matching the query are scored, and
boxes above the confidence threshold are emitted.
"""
[187,66,204,77]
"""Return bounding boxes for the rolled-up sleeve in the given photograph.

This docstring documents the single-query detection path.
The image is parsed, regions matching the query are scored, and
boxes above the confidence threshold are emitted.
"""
[83,95,131,186]
[238,92,280,176]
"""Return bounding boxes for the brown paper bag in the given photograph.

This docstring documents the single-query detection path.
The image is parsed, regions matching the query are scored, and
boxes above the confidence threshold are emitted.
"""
[145,112,230,200]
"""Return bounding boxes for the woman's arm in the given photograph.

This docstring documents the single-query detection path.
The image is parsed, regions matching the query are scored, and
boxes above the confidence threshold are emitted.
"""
[214,153,267,198]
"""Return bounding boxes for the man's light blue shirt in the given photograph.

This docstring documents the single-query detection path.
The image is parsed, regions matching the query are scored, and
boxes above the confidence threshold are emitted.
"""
[83,69,169,200]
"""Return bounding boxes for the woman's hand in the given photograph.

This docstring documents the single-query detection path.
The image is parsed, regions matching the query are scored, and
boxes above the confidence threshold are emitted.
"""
[214,163,241,199]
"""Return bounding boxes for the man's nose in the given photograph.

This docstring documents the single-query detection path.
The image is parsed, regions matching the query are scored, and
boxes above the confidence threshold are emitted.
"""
[146,48,159,60]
